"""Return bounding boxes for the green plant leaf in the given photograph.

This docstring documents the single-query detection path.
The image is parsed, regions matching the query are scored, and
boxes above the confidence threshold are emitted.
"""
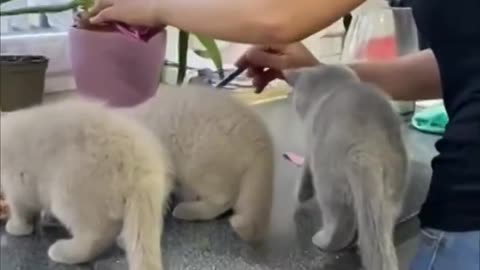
[193,34,224,78]
[0,0,16,6]
[0,0,78,16]
[177,30,190,85]
[0,0,92,16]
[193,49,210,58]
[79,0,94,9]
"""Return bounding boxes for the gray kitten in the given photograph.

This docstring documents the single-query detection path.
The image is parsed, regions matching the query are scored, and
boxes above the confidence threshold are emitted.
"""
[124,85,274,242]
[287,65,408,270]
[0,99,173,270]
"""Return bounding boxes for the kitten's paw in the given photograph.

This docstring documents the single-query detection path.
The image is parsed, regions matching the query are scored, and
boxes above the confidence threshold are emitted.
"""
[48,240,77,264]
[48,239,91,265]
[116,235,125,251]
[6,219,34,236]
[312,230,335,251]
[172,204,198,221]
[312,229,354,252]
[230,215,264,242]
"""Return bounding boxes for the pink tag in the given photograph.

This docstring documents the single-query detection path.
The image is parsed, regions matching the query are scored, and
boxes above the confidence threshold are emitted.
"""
[282,152,305,167]
[114,22,161,42]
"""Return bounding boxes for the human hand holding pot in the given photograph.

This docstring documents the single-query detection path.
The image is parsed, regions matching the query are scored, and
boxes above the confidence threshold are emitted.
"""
[89,0,165,28]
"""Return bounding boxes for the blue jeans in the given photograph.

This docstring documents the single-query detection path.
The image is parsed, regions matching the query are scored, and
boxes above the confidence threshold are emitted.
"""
[409,228,480,270]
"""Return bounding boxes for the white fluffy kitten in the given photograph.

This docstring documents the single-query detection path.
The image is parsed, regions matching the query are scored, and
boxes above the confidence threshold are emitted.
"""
[125,85,275,242]
[0,98,173,270]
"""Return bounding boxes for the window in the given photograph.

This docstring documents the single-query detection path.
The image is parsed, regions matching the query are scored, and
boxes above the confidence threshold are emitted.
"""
[1,0,76,93]
[1,0,73,35]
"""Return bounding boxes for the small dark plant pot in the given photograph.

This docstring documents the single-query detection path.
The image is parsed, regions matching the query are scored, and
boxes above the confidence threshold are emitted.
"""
[0,55,49,112]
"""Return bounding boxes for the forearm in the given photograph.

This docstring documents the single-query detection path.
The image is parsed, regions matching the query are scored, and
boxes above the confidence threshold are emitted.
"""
[156,0,365,44]
[349,50,442,100]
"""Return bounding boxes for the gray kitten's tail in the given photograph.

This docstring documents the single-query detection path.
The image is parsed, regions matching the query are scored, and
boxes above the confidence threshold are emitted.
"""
[346,153,399,270]
[230,141,274,242]
[123,175,170,270]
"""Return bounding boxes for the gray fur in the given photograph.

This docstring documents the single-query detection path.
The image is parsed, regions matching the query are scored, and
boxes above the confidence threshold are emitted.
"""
[123,85,275,242]
[287,65,409,270]
[0,99,173,270]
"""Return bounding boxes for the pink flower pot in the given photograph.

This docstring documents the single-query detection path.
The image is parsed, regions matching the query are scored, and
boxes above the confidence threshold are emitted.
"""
[68,27,167,107]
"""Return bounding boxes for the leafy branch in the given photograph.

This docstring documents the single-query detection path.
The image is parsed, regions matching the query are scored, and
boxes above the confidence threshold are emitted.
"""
[176,32,224,85]
[0,0,92,15]
[195,34,224,78]
[0,0,15,5]
[177,30,190,85]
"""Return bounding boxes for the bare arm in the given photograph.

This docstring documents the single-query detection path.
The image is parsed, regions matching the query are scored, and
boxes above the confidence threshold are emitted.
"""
[349,50,442,100]
[156,0,365,44]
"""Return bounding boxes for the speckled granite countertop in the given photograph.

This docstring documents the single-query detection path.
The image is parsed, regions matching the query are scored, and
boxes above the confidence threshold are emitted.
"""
[0,96,439,270]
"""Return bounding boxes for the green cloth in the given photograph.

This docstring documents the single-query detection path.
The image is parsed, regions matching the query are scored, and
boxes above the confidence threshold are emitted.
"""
[411,104,449,135]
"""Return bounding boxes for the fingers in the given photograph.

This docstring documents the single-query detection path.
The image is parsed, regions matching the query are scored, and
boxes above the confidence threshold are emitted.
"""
[89,7,117,24]
[238,46,286,93]
[234,51,251,69]
[252,68,283,93]
[246,66,263,78]
[235,45,286,69]
[244,49,286,71]
[235,45,264,68]
[89,0,113,16]
[236,47,286,94]
[249,49,287,70]
[89,0,126,24]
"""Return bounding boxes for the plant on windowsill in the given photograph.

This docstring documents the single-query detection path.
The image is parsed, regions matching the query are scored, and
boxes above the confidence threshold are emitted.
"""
[0,0,224,107]
[0,54,49,112]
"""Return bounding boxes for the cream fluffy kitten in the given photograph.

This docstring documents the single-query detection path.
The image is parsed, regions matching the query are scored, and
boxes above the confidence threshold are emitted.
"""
[125,85,275,242]
[0,98,173,270]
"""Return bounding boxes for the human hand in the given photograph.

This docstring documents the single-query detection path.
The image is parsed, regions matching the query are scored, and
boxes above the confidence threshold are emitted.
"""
[88,0,164,28]
[235,43,319,92]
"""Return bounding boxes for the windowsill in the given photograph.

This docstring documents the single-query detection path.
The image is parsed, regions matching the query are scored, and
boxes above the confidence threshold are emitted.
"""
[1,32,74,93]
[0,28,233,93]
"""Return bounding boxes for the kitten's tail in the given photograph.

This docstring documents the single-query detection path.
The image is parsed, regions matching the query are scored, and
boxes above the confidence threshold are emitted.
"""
[123,174,171,270]
[230,141,275,242]
[346,153,399,270]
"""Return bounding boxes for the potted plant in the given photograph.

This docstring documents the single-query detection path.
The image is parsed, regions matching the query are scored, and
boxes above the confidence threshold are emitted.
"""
[0,55,49,112]
[0,0,223,107]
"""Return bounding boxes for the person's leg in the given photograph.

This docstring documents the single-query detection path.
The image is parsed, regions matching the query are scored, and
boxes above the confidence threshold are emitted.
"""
[410,228,480,270]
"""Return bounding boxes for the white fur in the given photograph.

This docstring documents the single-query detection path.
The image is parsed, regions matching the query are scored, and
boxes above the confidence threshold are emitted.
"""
[0,98,173,270]
[123,85,275,242]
